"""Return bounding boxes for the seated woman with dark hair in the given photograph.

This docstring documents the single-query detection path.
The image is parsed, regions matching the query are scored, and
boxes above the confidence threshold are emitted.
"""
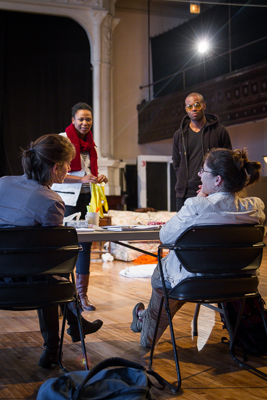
[131,148,265,348]
[0,134,103,368]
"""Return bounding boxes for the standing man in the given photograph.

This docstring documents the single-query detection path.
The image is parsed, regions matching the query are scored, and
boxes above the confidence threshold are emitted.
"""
[172,92,232,211]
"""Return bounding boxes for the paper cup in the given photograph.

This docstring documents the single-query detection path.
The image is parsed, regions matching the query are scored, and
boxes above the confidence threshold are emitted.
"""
[85,212,99,226]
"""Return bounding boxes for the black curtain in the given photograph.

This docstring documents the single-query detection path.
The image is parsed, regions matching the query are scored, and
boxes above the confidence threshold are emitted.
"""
[0,10,92,176]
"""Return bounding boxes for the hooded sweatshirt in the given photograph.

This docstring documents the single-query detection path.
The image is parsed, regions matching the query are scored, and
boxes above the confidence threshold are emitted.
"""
[172,113,232,198]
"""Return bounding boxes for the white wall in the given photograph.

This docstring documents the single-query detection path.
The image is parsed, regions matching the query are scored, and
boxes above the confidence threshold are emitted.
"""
[228,118,267,176]
[113,5,187,163]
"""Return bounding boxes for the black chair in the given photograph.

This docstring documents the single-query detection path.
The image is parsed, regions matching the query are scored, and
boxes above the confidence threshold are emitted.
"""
[149,224,267,392]
[0,226,88,372]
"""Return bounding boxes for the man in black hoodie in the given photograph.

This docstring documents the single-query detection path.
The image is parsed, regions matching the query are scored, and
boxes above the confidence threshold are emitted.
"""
[172,92,232,211]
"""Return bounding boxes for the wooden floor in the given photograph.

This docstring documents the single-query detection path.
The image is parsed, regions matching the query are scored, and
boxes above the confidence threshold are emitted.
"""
[0,246,267,399]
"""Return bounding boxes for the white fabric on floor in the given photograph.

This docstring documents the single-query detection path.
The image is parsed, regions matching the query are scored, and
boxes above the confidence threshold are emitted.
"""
[119,264,156,278]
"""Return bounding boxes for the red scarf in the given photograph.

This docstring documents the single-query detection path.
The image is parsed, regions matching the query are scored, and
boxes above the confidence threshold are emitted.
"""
[65,123,98,176]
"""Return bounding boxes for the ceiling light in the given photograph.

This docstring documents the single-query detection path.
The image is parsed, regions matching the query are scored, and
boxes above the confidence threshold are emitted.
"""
[198,40,209,53]
[190,2,200,14]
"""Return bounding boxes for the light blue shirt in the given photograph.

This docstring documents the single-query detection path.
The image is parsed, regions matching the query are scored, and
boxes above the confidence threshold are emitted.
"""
[159,192,265,288]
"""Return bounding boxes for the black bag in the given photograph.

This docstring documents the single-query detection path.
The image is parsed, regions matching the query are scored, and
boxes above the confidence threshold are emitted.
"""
[37,357,165,400]
[220,295,267,358]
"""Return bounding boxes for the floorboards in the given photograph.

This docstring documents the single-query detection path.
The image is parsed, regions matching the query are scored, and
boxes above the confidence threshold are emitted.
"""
[0,241,267,399]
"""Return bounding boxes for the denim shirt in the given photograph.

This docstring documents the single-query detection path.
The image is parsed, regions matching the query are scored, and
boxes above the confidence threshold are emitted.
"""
[0,175,65,227]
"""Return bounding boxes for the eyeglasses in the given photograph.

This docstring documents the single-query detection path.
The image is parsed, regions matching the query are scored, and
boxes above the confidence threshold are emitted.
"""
[199,167,212,175]
[185,102,202,112]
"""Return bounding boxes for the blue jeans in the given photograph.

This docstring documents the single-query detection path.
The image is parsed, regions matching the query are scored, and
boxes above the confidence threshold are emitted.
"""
[65,192,92,275]
[76,241,92,274]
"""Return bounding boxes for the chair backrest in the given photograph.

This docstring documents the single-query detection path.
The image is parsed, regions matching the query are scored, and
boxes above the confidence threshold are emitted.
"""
[168,224,265,302]
[174,224,265,274]
[0,226,80,277]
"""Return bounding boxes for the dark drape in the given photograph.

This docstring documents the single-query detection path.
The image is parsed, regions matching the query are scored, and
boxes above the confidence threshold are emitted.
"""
[0,10,92,176]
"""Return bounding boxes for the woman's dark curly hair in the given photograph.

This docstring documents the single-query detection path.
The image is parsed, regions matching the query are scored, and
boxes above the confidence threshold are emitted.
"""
[71,102,92,118]
[204,148,261,193]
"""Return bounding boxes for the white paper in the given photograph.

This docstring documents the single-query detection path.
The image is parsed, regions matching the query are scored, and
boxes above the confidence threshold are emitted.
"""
[103,225,160,231]
[75,228,95,232]
[51,169,85,206]
[51,183,81,206]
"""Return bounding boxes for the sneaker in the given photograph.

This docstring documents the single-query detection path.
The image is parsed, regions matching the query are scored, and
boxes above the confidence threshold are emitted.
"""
[38,350,58,369]
[131,302,145,333]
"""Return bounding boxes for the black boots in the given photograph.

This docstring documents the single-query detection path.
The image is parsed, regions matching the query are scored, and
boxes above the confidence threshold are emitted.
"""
[37,303,103,368]
[38,349,59,369]
[37,306,60,369]
[66,301,102,342]
[67,318,103,342]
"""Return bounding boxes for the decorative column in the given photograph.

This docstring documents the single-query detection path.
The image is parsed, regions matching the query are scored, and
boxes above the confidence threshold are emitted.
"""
[101,13,113,158]
[101,14,120,158]
[91,9,124,195]
[90,9,108,151]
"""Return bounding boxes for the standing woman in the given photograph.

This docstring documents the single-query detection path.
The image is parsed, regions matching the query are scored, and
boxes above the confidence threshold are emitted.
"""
[52,102,108,311]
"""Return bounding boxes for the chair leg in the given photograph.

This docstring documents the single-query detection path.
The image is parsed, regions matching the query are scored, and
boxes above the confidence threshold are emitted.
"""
[74,295,89,370]
[257,294,267,333]
[58,299,89,372]
[193,303,201,336]
[149,295,182,393]
[58,303,68,373]
[71,271,89,370]
[148,250,182,392]
[149,296,164,368]
[220,301,235,345]
[165,299,182,393]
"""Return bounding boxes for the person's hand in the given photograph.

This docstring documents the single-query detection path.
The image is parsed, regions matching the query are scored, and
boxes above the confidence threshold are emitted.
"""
[196,185,208,197]
[96,174,108,184]
[196,185,202,194]
[80,174,98,184]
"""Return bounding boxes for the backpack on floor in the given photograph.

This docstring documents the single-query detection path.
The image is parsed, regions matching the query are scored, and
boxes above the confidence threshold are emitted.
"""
[219,295,267,358]
[37,357,165,400]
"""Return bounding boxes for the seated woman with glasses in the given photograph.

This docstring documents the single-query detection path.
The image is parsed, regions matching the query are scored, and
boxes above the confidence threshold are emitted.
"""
[0,134,103,368]
[131,148,265,348]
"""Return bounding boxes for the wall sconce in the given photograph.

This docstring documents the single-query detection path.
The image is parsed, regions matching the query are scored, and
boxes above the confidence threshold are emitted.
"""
[263,156,267,164]
[190,2,200,14]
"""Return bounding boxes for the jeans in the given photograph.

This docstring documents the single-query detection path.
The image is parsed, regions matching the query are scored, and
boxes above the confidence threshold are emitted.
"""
[65,192,92,275]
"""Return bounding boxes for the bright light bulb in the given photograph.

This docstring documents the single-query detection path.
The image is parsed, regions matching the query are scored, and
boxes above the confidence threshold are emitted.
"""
[198,41,209,53]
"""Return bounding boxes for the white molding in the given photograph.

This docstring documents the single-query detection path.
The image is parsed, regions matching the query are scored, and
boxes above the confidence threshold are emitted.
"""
[137,155,173,210]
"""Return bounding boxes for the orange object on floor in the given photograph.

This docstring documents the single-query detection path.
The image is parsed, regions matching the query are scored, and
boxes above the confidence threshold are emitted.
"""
[133,251,168,264]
